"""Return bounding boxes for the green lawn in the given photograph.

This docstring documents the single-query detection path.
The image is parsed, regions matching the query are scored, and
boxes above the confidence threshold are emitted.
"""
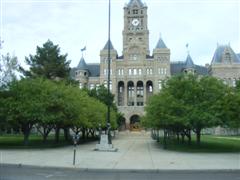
[159,135,240,153]
[0,134,71,149]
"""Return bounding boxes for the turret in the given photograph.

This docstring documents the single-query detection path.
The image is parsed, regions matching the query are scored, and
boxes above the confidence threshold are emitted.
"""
[75,56,89,88]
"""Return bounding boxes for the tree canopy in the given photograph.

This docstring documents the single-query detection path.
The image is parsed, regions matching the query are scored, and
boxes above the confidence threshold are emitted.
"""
[143,74,234,145]
[2,78,117,144]
[0,53,19,88]
[20,40,71,80]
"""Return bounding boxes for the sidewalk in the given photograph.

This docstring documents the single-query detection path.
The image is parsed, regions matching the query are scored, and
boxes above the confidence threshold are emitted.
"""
[0,131,239,170]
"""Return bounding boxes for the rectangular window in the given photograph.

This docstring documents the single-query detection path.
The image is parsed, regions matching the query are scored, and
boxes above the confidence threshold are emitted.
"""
[96,84,100,89]
[104,69,107,75]
[233,79,236,87]
[138,69,142,75]
[133,10,138,14]
[110,81,112,91]
[128,69,132,75]
[121,69,124,75]
[160,68,163,74]
[104,81,107,88]
[164,68,167,75]
[133,68,137,75]
[90,84,95,90]
[150,68,153,75]
[158,80,162,90]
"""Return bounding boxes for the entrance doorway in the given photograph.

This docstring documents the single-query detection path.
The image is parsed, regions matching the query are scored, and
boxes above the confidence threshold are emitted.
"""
[130,115,141,131]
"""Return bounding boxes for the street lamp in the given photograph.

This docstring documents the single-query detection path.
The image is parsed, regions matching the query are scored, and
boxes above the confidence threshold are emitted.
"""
[95,0,117,152]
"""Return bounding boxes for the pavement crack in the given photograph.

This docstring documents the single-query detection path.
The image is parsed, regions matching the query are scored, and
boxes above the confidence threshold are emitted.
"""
[113,138,136,169]
[147,139,155,169]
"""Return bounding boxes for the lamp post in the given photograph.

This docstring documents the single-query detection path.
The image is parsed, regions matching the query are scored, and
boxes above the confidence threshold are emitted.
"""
[95,0,117,152]
[106,0,111,144]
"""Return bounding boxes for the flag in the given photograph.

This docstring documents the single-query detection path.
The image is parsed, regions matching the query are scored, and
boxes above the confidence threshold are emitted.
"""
[81,46,86,52]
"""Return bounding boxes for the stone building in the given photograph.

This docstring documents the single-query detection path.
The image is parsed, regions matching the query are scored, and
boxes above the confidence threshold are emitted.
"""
[209,45,240,86]
[71,0,240,130]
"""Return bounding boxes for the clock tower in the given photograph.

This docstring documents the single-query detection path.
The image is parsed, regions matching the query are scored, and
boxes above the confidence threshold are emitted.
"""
[123,0,149,58]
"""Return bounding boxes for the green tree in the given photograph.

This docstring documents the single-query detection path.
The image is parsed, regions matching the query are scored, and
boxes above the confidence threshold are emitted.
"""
[188,76,227,144]
[6,78,47,145]
[218,87,240,129]
[20,40,71,80]
[143,74,227,146]
[0,53,19,88]
[85,85,118,129]
[86,85,116,110]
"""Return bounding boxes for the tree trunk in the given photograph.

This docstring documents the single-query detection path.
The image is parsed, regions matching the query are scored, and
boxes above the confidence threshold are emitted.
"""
[82,128,86,140]
[55,127,60,143]
[157,130,160,142]
[196,128,201,146]
[22,124,32,146]
[64,128,70,141]
[163,129,167,149]
[181,133,185,143]
[23,132,30,146]
[90,129,95,137]
[177,133,180,143]
[43,134,48,143]
[187,129,191,145]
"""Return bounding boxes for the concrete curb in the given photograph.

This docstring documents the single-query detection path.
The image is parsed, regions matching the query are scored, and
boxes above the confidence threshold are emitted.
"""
[1,163,240,173]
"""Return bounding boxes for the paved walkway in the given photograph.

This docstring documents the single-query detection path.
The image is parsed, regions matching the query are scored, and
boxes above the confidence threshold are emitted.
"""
[0,131,239,170]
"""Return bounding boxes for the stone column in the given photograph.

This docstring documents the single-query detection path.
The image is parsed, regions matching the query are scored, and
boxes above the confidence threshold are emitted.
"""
[144,82,147,105]
[124,81,128,106]
[134,82,137,106]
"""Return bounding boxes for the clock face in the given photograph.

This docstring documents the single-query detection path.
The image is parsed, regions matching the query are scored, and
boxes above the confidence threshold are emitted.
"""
[132,19,139,26]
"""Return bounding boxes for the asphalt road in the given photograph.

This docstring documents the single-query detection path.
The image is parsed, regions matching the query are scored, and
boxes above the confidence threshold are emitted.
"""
[0,165,239,180]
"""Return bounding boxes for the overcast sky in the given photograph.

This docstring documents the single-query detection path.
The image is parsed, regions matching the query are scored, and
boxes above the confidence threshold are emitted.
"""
[0,0,239,68]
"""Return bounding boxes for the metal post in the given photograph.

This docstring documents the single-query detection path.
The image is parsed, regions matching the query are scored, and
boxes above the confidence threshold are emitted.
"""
[72,134,79,166]
[73,144,76,165]
[107,0,111,144]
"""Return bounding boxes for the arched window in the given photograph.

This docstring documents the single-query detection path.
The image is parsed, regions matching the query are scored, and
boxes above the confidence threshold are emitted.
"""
[146,81,153,102]
[118,81,124,106]
[128,81,135,106]
[137,81,144,106]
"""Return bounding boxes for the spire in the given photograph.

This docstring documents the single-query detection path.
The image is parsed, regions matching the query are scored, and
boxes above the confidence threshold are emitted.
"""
[185,54,195,69]
[155,36,167,49]
[103,40,114,50]
[77,56,88,70]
